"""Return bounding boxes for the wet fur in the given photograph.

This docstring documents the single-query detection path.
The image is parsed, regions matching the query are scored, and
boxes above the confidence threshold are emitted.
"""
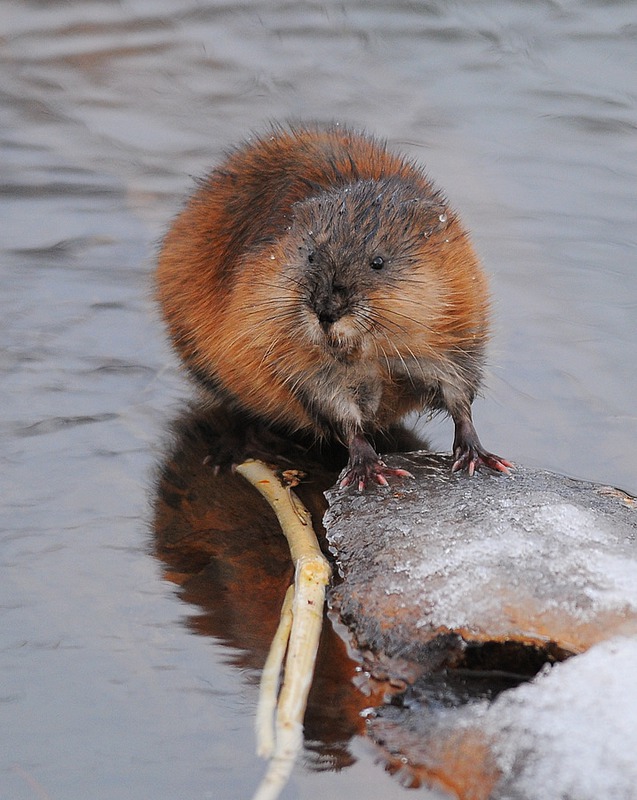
[156,124,499,476]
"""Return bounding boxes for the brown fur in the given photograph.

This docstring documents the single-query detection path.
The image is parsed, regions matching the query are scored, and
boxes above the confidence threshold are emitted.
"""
[156,124,509,484]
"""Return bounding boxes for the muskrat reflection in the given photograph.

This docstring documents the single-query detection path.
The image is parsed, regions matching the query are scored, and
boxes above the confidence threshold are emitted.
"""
[152,405,420,768]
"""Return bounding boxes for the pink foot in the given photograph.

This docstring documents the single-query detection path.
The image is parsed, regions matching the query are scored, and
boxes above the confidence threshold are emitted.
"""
[340,460,414,491]
[452,446,513,476]
[452,416,513,476]
[341,432,414,491]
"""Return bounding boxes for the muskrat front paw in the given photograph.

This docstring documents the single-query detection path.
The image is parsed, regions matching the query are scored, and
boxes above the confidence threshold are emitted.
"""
[451,417,513,477]
[451,446,512,477]
[340,460,414,492]
[341,433,413,491]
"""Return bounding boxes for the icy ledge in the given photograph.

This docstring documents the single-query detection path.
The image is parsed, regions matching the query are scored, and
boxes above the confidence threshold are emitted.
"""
[324,452,637,799]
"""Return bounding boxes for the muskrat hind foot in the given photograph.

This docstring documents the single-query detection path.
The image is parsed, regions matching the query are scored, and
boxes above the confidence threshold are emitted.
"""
[340,433,414,492]
[452,418,512,477]
[202,434,256,475]
[202,419,302,474]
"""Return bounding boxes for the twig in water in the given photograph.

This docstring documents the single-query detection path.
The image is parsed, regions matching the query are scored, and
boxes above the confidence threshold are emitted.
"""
[235,459,332,800]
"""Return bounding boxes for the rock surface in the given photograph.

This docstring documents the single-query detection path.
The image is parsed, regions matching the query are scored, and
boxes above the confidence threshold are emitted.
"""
[324,452,637,798]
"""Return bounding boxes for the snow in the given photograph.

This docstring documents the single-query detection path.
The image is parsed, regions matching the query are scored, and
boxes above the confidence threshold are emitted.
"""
[482,636,637,800]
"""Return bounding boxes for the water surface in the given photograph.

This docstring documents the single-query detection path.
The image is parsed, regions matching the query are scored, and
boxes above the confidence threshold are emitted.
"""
[2,1,636,798]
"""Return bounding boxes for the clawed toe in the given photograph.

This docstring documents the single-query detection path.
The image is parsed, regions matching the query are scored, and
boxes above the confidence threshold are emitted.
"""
[452,448,513,476]
[340,461,414,491]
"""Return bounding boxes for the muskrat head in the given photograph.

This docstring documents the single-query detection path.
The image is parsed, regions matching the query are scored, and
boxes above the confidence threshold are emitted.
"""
[283,178,449,357]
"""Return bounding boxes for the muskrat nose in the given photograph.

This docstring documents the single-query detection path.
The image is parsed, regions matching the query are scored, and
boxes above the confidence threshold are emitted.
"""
[314,282,348,329]
[317,303,342,329]
[318,310,338,331]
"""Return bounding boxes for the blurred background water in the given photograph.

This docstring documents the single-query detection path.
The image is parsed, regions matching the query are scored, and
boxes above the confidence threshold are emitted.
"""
[1,1,635,798]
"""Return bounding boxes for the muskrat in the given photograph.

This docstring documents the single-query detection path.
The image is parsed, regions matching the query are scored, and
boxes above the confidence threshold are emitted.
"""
[156,123,511,489]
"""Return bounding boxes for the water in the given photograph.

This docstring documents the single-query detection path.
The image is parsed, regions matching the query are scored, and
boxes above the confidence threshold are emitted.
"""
[1,1,636,798]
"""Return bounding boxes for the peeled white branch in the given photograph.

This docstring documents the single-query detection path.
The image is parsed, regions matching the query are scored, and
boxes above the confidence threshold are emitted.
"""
[255,584,294,759]
[235,460,332,800]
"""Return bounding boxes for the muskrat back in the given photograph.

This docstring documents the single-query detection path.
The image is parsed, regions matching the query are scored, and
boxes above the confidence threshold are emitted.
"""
[156,124,511,488]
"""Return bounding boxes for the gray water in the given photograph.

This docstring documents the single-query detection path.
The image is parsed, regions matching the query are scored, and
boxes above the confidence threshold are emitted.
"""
[1,1,636,798]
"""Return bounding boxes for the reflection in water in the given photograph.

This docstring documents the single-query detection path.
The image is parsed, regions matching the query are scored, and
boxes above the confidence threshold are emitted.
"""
[150,407,546,794]
[152,405,367,771]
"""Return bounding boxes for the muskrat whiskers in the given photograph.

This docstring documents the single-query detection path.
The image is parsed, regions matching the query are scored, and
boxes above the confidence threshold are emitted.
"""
[384,337,431,387]
[235,297,296,315]
[379,339,416,386]
[379,305,441,337]
[366,335,392,376]
[372,312,440,364]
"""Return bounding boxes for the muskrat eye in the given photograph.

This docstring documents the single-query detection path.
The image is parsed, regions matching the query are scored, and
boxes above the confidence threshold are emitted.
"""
[370,256,385,270]
[307,250,315,264]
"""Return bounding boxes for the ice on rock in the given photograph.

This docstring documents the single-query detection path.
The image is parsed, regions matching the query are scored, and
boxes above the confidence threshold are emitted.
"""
[325,452,637,659]
[325,453,637,797]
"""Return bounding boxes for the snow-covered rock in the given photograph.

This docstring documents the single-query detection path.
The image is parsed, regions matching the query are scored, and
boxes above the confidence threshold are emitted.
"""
[325,452,637,798]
